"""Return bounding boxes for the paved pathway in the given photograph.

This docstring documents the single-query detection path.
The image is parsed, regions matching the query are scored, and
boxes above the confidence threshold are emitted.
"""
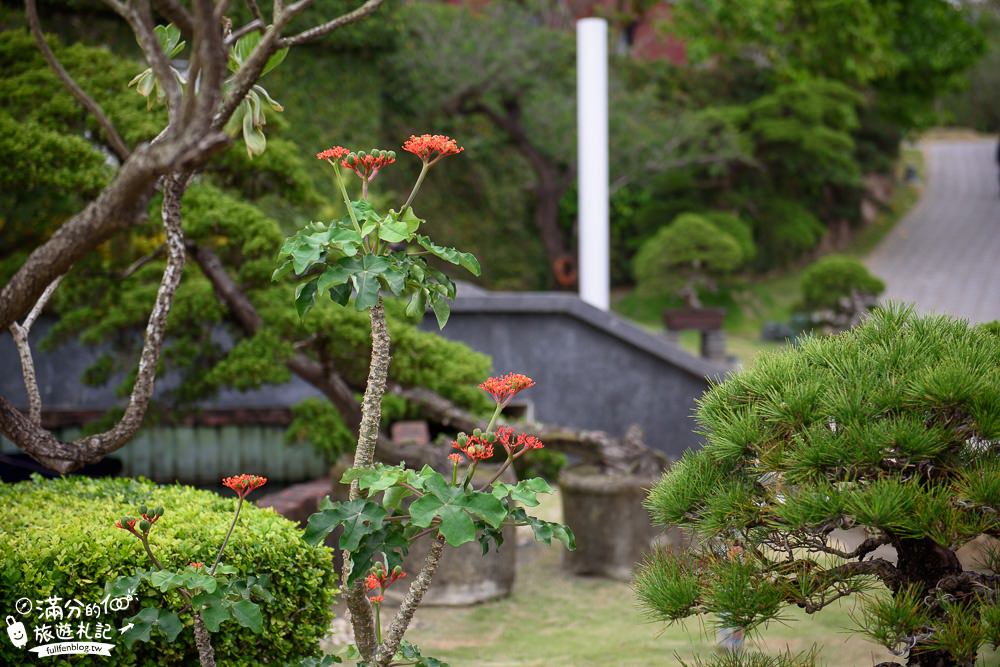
[867,140,1000,324]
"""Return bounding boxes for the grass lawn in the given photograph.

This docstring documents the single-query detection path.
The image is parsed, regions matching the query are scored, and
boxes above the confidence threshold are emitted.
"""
[338,491,1000,666]
[612,147,925,367]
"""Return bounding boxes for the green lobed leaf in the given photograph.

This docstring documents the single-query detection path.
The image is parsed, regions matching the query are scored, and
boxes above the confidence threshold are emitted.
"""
[302,497,387,550]
[231,599,264,634]
[430,295,450,329]
[415,235,481,276]
[295,277,319,319]
[352,255,389,310]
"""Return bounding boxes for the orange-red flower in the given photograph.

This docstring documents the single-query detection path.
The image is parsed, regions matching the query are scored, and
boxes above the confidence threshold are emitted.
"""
[402,134,464,164]
[316,146,349,161]
[479,373,536,407]
[452,433,494,461]
[222,474,268,499]
[190,562,204,569]
[367,565,406,603]
[496,426,544,457]
[341,149,395,182]
[114,517,138,534]
[447,453,464,465]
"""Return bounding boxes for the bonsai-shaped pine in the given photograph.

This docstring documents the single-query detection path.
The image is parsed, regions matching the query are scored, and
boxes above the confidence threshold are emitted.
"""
[635,306,1000,667]
[633,212,753,308]
[798,255,886,332]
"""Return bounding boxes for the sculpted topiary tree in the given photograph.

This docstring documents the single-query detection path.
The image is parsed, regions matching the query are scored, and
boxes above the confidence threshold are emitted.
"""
[633,212,750,307]
[798,255,886,332]
[636,307,1000,667]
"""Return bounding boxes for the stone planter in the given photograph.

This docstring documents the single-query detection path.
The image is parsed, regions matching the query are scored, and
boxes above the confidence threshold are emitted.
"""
[392,521,516,606]
[559,464,687,580]
[662,307,725,332]
[331,458,517,606]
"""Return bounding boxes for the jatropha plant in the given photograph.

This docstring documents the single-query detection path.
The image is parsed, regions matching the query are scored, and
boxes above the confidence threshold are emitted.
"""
[109,474,272,667]
[275,137,574,666]
[635,307,1000,667]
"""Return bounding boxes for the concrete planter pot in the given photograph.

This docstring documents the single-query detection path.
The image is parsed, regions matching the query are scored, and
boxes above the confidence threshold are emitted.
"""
[662,307,726,332]
[558,464,667,580]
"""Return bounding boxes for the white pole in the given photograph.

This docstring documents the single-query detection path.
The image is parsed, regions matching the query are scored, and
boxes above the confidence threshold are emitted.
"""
[577,18,610,311]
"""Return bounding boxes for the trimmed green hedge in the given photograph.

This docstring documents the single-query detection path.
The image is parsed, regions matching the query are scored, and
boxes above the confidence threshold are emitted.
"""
[0,476,336,665]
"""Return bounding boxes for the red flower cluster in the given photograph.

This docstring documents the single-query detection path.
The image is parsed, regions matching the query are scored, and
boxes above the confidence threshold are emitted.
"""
[402,134,464,164]
[114,517,137,533]
[452,432,494,461]
[222,474,268,499]
[316,146,349,161]
[479,373,536,407]
[114,504,164,538]
[341,149,396,181]
[496,426,544,457]
[189,562,204,569]
[447,453,464,465]
[366,564,406,603]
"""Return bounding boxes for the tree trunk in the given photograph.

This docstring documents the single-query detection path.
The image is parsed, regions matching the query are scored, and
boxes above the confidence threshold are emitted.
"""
[894,538,968,667]
[192,613,216,667]
[343,299,392,662]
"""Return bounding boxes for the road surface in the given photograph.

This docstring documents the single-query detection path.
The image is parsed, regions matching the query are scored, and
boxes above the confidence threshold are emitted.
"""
[867,139,1000,324]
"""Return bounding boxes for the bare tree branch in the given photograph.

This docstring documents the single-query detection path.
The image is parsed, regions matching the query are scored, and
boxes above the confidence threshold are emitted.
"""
[25,0,131,162]
[244,0,264,24]
[278,0,386,47]
[0,176,190,473]
[119,245,165,279]
[8,275,63,426]
[226,18,264,45]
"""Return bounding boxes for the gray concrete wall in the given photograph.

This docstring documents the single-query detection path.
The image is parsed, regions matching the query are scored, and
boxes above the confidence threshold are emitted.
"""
[421,291,723,459]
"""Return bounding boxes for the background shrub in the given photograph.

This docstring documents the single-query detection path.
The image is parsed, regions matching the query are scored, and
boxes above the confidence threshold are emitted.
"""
[799,254,886,311]
[0,476,336,666]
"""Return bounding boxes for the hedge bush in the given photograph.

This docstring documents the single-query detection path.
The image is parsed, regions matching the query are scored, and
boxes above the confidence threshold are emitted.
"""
[799,254,885,311]
[0,476,336,666]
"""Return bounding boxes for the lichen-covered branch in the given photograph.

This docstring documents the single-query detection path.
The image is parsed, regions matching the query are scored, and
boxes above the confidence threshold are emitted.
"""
[191,611,216,666]
[0,176,190,473]
[375,535,446,666]
[8,275,62,426]
[342,299,392,660]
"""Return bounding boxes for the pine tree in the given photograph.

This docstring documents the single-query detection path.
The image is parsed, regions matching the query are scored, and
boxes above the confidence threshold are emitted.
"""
[636,306,1000,667]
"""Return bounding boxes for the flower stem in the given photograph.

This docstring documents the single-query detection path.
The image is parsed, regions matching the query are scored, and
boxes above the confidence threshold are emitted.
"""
[485,403,503,435]
[374,601,382,644]
[480,455,514,491]
[210,496,243,575]
[331,160,362,234]
[401,162,430,212]
[462,460,479,489]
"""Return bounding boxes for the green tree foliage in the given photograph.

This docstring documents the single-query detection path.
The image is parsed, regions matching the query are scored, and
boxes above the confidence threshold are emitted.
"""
[799,255,885,312]
[636,307,1000,666]
[938,7,1000,133]
[0,476,336,665]
[626,0,986,274]
[633,212,752,305]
